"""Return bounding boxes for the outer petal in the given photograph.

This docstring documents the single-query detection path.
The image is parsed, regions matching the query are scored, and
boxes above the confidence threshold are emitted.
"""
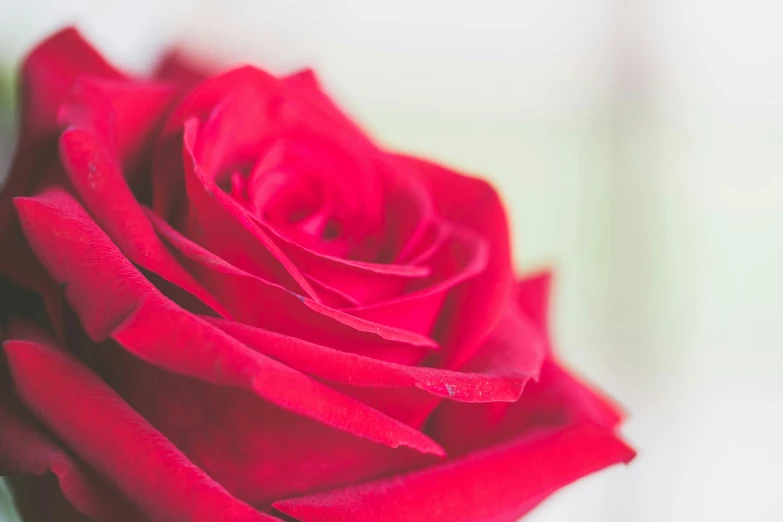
[96,344,442,508]
[2,319,275,522]
[395,155,514,369]
[13,187,443,455]
[274,423,634,522]
[516,271,553,336]
[283,69,373,148]
[57,126,229,318]
[428,360,626,459]
[428,280,624,457]
[153,50,210,86]
[0,27,123,237]
[0,29,130,338]
[16,27,124,141]
[0,378,140,521]
[56,74,184,181]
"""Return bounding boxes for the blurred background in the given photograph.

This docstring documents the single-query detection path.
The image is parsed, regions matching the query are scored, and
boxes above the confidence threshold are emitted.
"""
[1,1,782,521]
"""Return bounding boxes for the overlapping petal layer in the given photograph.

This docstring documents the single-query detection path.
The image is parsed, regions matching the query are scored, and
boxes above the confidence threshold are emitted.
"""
[0,27,633,522]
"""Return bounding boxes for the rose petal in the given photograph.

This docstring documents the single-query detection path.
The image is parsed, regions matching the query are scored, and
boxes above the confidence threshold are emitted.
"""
[283,69,370,141]
[152,66,284,219]
[145,207,438,360]
[98,345,441,508]
[274,423,635,522]
[397,155,514,369]
[113,300,444,456]
[58,76,180,171]
[192,81,291,182]
[261,221,432,306]
[428,360,624,458]
[305,275,362,308]
[207,316,535,403]
[179,118,319,298]
[0,27,123,237]
[2,319,276,522]
[347,222,488,336]
[245,153,435,306]
[13,188,444,454]
[58,127,229,318]
[516,270,553,334]
[458,304,547,389]
[153,50,210,86]
[16,27,124,143]
[396,215,449,266]
[0,363,139,521]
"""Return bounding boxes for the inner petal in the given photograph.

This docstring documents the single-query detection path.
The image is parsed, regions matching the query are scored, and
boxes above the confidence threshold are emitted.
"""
[226,142,360,258]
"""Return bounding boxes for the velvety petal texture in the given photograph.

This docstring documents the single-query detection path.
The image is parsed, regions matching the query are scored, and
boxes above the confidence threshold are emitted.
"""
[0,27,634,522]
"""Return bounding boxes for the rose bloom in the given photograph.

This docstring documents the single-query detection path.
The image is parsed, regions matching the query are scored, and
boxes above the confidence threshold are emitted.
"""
[0,28,634,522]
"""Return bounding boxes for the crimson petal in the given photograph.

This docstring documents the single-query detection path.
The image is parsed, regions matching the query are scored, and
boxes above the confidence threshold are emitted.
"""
[348,222,488,336]
[1,27,123,237]
[516,270,553,334]
[99,348,442,508]
[0,374,140,521]
[152,66,284,219]
[14,27,124,144]
[3,319,276,522]
[145,207,438,359]
[207,317,534,403]
[179,118,318,298]
[13,188,443,454]
[398,155,514,369]
[58,126,229,318]
[274,423,634,522]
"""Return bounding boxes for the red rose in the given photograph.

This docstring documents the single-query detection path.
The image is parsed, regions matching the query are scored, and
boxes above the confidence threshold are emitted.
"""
[0,28,634,522]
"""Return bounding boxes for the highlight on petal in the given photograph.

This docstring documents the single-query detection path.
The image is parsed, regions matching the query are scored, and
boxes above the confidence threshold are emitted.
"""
[13,188,443,455]
[2,319,276,522]
[274,423,635,522]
